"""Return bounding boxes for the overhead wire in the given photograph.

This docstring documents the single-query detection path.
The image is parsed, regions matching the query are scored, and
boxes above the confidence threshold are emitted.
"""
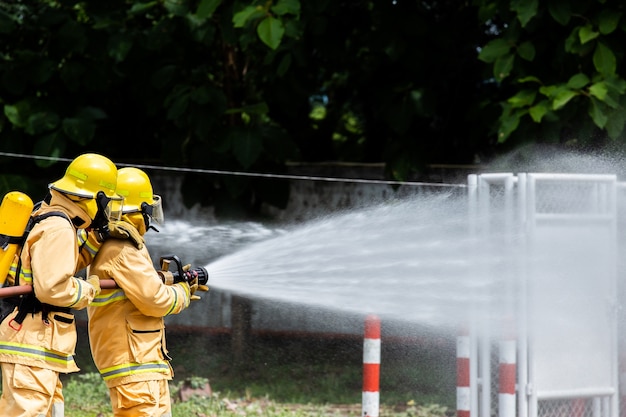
[0,151,467,188]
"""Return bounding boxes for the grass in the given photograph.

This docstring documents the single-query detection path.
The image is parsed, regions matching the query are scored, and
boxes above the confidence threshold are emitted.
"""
[6,325,458,416]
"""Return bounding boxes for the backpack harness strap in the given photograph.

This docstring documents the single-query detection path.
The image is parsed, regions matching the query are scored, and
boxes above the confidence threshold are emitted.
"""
[6,211,73,329]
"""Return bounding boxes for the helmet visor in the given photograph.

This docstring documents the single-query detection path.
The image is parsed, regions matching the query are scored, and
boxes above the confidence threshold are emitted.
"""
[141,195,164,226]
[151,195,164,225]
[108,196,124,222]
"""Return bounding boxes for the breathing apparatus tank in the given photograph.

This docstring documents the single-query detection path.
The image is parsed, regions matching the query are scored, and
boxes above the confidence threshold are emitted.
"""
[0,191,34,286]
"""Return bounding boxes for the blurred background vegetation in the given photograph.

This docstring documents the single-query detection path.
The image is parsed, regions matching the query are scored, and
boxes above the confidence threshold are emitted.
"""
[1,0,626,218]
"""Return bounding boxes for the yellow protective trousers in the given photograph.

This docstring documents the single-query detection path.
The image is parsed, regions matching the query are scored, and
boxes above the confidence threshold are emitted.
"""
[108,379,172,417]
[0,362,64,417]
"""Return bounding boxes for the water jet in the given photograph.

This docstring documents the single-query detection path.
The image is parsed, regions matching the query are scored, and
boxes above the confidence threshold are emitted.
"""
[149,155,626,417]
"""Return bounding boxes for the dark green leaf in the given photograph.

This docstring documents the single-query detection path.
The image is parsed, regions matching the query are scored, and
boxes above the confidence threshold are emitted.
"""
[166,93,190,121]
[271,0,300,16]
[552,89,578,110]
[590,82,619,108]
[589,82,608,101]
[4,105,23,127]
[76,107,107,121]
[34,133,65,168]
[478,39,511,63]
[59,61,86,91]
[62,118,95,145]
[257,16,284,50]
[276,53,292,77]
[512,0,538,27]
[26,112,60,135]
[233,5,263,28]
[477,2,498,22]
[108,34,133,63]
[151,66,178,90]
[547,0,571,25]
[539,85,558,97]
[494,53,515,81]
[190,86,212,104]
[232,128,263,168]
[164,0,189,16]
[498,110,522,142]
[507,89,536,108]
[3,101,32,128]
[517,41,535,61]
[129,1,159,15]
[0,11,16,34]
[606,107,626,139]
[567,73,590,89]
[579,24,599,44]
[518,75,541,84]
[529,100,549,122]
[604,76,626,95]
[597,9,621,35]
[588,97,608,128]
[593,42,616,76]
[564,27,580,53]
[196,0,223,19]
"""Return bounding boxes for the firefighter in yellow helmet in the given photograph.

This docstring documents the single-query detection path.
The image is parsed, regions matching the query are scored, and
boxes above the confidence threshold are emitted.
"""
[0,153,120,417]
[87,167,199,417]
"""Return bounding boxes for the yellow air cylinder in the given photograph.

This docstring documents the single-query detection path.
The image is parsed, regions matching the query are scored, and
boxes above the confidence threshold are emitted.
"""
[0,191,34,286]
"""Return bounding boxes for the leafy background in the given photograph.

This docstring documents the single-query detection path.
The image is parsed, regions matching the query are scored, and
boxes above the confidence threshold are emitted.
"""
[1,0,626,217]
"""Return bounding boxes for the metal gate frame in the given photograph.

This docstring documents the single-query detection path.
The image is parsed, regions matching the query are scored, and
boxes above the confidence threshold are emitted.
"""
[466,173,620,417]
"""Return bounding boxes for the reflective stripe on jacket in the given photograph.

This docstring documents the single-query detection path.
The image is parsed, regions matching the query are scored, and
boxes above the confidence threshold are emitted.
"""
[0,308,79,372]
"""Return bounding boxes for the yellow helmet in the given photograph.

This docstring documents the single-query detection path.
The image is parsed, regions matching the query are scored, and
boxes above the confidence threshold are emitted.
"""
[116,167,164,226]
[49,153,119,222]
[49,153,117,199]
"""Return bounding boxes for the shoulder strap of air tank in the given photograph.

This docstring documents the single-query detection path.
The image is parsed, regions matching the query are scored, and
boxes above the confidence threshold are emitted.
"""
[13,210,71,286]
[9,210,73,328]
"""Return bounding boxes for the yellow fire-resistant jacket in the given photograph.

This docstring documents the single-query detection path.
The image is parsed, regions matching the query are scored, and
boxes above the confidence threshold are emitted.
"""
[0,190,100,373]
[87,235,191,388]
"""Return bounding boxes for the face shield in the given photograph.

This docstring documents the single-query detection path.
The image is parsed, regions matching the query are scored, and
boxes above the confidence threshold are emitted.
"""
[108,195,124,222]
[141,194,164,228]
[89,191,123,233]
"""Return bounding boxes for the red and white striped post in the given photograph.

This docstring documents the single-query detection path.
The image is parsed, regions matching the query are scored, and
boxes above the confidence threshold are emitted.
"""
[457,328,471,417]
[498,337,516,417]
[362,314,381,417]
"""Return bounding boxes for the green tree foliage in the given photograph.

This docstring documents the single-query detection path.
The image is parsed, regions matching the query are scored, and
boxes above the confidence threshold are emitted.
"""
[476,0,626,148]
[0,0,495,216]
[5,1,619,216]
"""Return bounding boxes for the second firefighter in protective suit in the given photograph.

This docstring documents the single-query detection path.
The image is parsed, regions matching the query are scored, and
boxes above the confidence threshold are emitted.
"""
[87,167,202,417]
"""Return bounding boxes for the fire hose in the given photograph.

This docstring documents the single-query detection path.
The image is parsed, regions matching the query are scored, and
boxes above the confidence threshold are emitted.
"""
[0,255,208,298]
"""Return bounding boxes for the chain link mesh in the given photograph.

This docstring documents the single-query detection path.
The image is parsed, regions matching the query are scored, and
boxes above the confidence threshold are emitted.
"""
[472,175,620,417]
